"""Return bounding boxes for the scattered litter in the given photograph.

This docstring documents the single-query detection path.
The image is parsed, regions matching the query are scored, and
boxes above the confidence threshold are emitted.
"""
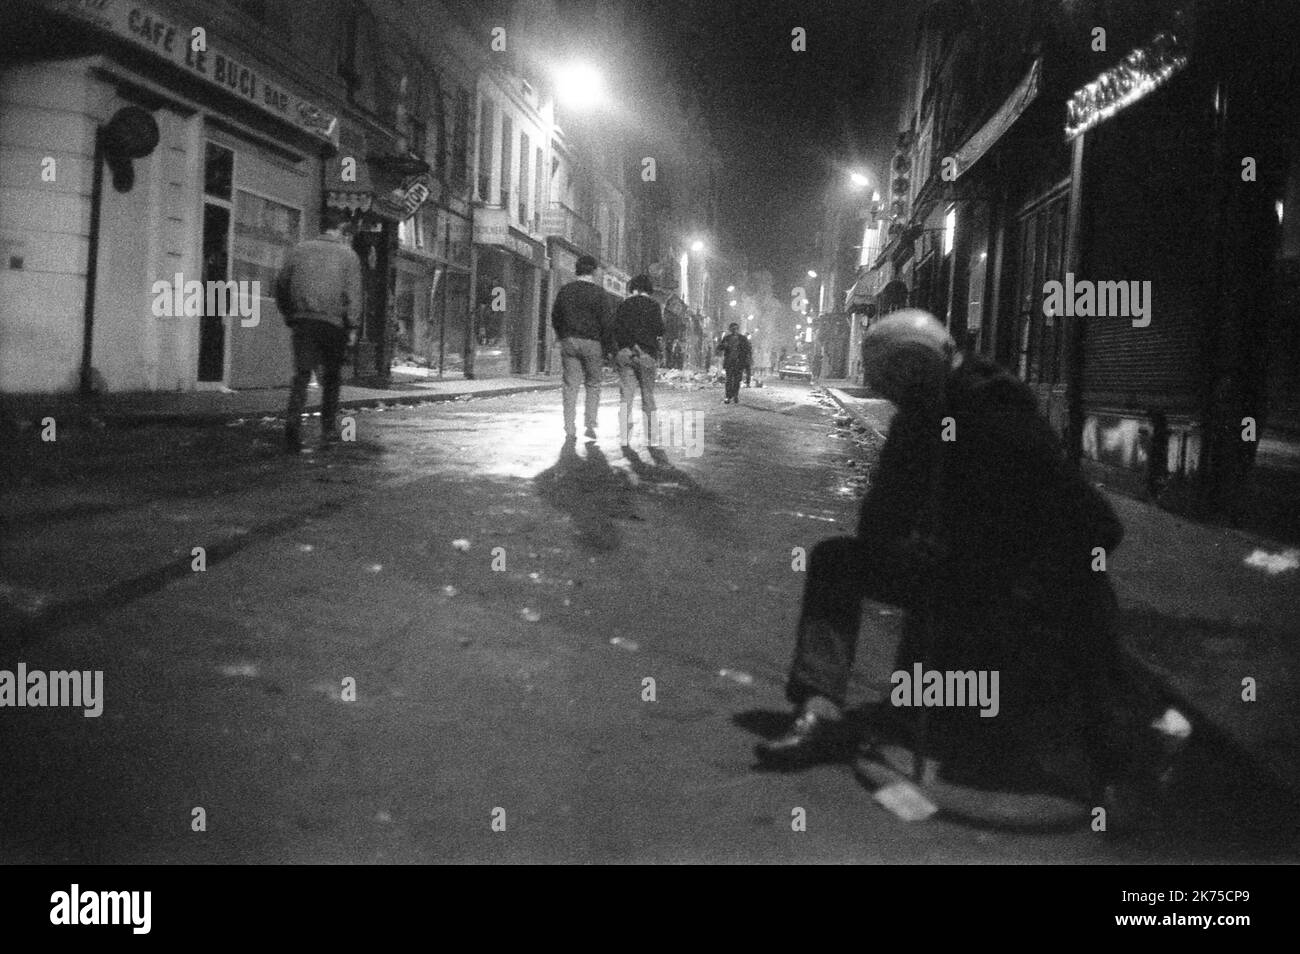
[563,598,571,606]
[365,563,383,573]
[610,636,639,652]
[1243,548,1299,575]
[218,663,258,678]
[375,810,392,824]
[452,539,471,551]
[718,668,754,686]
[873,780,939,822]
[520,607,541,622]
[457,636,471,647]
[529,572,541,580]
[441,585,459,597]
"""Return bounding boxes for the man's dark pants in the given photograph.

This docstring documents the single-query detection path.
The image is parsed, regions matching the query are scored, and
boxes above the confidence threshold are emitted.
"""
[725,366,743,401]
[286,318,347,445]
[787,536,916,707]
[787,536,1141,784]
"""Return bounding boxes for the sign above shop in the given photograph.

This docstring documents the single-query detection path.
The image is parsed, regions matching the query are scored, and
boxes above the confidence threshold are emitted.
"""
[41,0,339,147]
[474,207,546,267]
[1065,30,1188,140]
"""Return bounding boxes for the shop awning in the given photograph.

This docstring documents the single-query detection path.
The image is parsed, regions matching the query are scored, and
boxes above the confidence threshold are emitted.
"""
[952,57,1041,179]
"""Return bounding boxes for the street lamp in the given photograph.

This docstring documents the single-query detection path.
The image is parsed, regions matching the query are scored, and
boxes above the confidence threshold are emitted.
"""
[691,239,705,253]
[555,62,604,111]
[726,285,735,293]
[849,171,871,189]
[807,270,817,278]
[729,299,737,307]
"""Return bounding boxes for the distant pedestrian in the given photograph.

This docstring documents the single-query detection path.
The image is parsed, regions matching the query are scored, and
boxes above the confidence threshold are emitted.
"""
[716,322,752,405]
[611,274,665,447]
[551,254,611,441]
[274,207,363,453]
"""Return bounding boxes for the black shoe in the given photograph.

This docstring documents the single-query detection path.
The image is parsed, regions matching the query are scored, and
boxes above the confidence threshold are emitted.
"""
[755,711,854,770]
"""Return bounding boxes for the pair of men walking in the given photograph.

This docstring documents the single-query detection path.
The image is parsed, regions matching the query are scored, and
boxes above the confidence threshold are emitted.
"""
[551,254,664,446]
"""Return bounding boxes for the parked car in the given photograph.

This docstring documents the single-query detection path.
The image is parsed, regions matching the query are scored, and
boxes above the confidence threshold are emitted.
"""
[778,352,812,380]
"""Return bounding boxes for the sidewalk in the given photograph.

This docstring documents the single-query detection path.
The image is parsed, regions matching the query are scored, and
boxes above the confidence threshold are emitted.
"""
[0,371,560,429]
[823,384,1300,799]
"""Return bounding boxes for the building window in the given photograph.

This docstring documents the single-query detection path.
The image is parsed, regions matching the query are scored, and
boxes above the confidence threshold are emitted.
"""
[476,98,493,201]
[534,146,544,232]
[943,205,956,256]
[452,87,470,185]
[498,115,512,210]
[199,146,233,383]
[518,131,530,225]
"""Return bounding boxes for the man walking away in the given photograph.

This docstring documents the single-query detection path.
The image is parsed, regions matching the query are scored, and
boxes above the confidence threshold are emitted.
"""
[552,254,610,441]
[275,207,363,453]
[611,274,665,448]
[716,322,750,404]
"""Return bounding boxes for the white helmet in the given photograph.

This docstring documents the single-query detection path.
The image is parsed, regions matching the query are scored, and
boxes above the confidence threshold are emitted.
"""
[861,309,955,401]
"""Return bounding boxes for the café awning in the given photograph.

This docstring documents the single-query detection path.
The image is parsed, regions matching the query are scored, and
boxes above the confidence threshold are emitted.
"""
[952,57,1041,179]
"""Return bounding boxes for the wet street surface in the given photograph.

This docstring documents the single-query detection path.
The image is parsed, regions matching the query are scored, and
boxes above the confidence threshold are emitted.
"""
[1,379,1296,863]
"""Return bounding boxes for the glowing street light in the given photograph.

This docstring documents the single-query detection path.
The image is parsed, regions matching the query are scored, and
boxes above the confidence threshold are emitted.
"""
[690,239,705,253]
[729,300,737,307]
[555,62,604,111]
[807,270,817,278]
[849,171,870,188]
[726,285,735,293]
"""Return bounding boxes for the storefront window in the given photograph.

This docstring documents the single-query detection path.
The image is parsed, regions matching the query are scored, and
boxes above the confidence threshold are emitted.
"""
[232,190,301,291]
[204,142,233,200]
[1014,190,1068,384]
[199,142,235,382]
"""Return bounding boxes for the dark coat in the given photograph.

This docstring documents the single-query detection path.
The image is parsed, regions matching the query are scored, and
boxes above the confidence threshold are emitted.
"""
[551,278,609,344]
[859,354,1138,769]
[611,295,665,359]
[717,332,752,370]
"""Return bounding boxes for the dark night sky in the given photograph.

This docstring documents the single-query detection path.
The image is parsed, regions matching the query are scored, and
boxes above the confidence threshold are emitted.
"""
[585,0,927,286]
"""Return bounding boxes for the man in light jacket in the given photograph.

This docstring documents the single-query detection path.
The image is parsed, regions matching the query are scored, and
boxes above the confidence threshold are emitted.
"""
[274,208,363,452]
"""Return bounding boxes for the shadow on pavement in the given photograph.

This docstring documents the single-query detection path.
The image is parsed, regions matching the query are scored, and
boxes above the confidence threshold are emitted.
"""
[534,440,638,551]
[621,446,706,493]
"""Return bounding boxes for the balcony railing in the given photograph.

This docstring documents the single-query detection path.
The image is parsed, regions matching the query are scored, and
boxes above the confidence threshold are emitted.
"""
[542,202,601,257]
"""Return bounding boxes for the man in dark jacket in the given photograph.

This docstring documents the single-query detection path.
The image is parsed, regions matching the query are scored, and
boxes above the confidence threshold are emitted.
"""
[716,323,752,405]
[611,274,665,448]
[757,310,1183,803]
[275,208,363,453]
[551,254,610,441]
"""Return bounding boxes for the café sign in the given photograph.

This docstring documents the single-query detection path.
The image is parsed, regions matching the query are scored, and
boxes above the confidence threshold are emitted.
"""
[40,0,339,146]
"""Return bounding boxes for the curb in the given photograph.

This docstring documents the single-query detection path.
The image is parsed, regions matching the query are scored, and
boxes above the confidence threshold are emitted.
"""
[2,381,562,430]
[817,384,1300,802]
[821,386,890,441]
